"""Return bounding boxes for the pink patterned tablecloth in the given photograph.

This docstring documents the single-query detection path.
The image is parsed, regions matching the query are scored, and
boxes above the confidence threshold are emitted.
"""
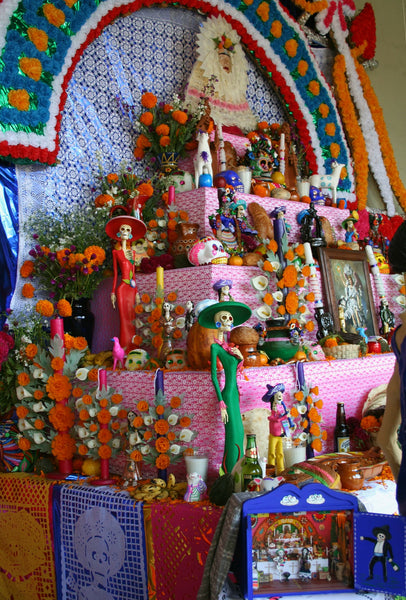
[108,353,396,483]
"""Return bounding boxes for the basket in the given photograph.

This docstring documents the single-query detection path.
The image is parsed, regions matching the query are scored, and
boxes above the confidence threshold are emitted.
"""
[325,344,360,359]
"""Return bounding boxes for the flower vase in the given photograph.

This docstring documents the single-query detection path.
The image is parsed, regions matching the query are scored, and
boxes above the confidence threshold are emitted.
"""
[64,298,95,349]
[261,322,299,362]
[157,152,179,175]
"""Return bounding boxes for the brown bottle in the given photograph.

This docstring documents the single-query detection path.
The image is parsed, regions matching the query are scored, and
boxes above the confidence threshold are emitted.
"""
[334,402,350,452]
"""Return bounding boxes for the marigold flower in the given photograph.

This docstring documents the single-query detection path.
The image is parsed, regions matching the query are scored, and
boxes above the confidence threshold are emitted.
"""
[137,182,154,197]
[134,147,145,160]
[118,409,127,419]
[98,429,113,443]
[305,321,315,332]
[141,92,157,108]
[263,260,274,272]
[20,260,35,278]
[22,283,35,298]
[36,299,54,317]
[172,329,182,340]
[156,405,165,415]
[81,394,92,405]
[155,454,170,470]
[305,292,315,302]
[180,416,191,428]
[144,430,152,441]
[46,373,72,402]
[16,405,29,419]
[156,123,170,136]
[136,134,152,149]
[97,408,111,424]
[285,291,299,315]
[154,419,169,435]
[132,416,143,428]
[97,444,112,459]
[137,400,149,412]
[17,372,30,386]
[51,357,65,372]
[33,418,44,430]
[324,338,338,348]
[129,449,142,462]
[78,444,88,456]
[89,423,98,432]
[140,111,153,126]
[159,136,171,147]
[155,436,170,453]
[167,431,176,441]
[99,398,108,409]
[18,437,31,451]
[34,390,44,400]
[151,307,162,321]
[283,265,298,287]
[95,193,114,207]
[152,335,163,349]
[308,407,321,423]
[49,403,75,430]
[170,396,182,409]
[172,110,188,125]
[73,336,88,351]
[25,343,38,359]
[110,394,122,405]
[88,368,99,382]
[270,20,282,38]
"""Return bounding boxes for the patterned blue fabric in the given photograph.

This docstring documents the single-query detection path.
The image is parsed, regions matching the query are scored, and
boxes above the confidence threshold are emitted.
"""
[53,483,148,600]
[0,161,18,318]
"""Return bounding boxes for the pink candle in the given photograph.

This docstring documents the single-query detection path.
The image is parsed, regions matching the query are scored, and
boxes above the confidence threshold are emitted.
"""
[168,185,175,205]
[50,317,64,340]
[98,368,108,393]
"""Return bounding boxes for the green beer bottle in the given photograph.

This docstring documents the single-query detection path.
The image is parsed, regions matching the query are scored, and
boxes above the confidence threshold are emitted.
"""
[241,433,263,491]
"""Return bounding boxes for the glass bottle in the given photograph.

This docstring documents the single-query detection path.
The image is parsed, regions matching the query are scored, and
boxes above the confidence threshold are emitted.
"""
[241,434,263,491]
[334,402,350,452]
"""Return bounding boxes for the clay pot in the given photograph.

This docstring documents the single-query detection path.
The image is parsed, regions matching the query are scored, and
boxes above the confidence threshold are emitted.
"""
[229,326,262,367]
[171,222,200,267]
[186,322,218,370]
[336,459,364,490]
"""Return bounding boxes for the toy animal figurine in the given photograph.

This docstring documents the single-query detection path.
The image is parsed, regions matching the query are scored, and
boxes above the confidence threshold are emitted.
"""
[194,101,213,188]
[184,472,207,502]
[111,336,126,371]
[309,161,344,206]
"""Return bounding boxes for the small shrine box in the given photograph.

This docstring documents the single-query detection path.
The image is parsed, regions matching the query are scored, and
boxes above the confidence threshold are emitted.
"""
[235,483,406,599]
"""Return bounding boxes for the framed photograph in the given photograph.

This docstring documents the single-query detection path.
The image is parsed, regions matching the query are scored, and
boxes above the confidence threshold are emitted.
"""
[317,248,378,337]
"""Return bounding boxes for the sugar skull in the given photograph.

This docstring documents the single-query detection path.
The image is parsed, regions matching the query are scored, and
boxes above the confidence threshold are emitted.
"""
[217,170,244,193]
[125,348,149,371]
[188,236,229,266]
[165,349,187,371]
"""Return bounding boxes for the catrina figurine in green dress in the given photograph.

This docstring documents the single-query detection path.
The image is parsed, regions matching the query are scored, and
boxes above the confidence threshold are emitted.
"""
[198,300,252,474]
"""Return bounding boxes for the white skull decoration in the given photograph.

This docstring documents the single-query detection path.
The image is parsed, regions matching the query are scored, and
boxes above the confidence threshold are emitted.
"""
[188,236,229,266]
[214,310,234,332]
[125,348,149,371]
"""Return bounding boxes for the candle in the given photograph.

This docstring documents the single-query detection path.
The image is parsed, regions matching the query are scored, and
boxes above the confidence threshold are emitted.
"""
[279,133,285,175]
[50,317,64,340]
[154,368,164,396]
[168,185,175,206]
[156,266,164,293]
[98,368,108,392]
[365,244,385,299]
[303,242,323,307]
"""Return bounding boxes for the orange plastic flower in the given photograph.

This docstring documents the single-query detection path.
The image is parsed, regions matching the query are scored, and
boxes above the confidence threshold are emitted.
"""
[308,407,321,423]
[294,391,304,401]
[152,335,163,349]
[155,454,170,470]
[267,239,278,253]
[285,291,299,315]
[25,343,38,359]
[98,429,113,443]
[283,265,298,287]
[170,396,181,409]
[97,409,111,424]
[34,390,44,400]
[180,416,191,427]
[262,260,274,272]
[46,373,72,402]
[17,372,30,386]
[172,329,182,340]
[310,423,321,437]
[130,449,143,461]
[22,283,35,298]
[18,437,31,451]
[155,436,170,453]
[111,393,123,405]
[36,299,54,317]
[156,405,165,415]
[154,419,169,435]
[51,356,65,372]
[290,406,299,418]
[277,305,286,315]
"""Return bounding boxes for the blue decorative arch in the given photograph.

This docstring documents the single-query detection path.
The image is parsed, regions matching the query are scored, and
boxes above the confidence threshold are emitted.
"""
[0,0,354,191]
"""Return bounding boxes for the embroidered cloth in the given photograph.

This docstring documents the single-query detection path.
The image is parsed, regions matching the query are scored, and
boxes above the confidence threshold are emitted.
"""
[150,500,223,600]
[0,473,57,600]
[53,483,148,600]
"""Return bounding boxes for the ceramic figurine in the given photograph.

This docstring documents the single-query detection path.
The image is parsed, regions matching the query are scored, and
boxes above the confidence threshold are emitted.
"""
[185,300,195,332]
[230,198,259,251]
[262,383,292,474]
[194,101,213,188]
[309,161,344,206]
[105,215,147,351]
[339,211,359,249]
[209,191,239,251]
[188,236,229,266]
[198,300,252,473]
[125,348,150,371]
[183,472,207,502]
[213,279,234,302]
[379,298,395,336]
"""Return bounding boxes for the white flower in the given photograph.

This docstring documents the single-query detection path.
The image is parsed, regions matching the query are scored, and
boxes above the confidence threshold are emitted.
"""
[32,432,46,445]
[179,428,193,443]
[170,444,181,455]
[32,401,47,413]
[16,386,32,400]
[176,316,185,329]
[21,335,31,345]
[144,415,153,426]
[33,368,44,379]
[129,432,142,446]
[78,427,89,439]
[298,405,307,415]
[75,398,86,410]
[109,406,119,417]
[87,439,97,449]
[141,444,151,455]
[299,432,309,442]
[18,418,33,431]
[168,414,179,426]
[157,219,166,227]
[75,368,89,381]
[112,438,120,449]
[135,318,144,328]
[89,408,97,418]
[255,304,272,321]
[273,290,284,303]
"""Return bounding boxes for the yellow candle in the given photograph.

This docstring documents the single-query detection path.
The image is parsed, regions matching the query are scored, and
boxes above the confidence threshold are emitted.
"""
[156,266,164,292]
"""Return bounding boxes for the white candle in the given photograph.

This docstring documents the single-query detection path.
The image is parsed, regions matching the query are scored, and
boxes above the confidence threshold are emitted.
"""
[279,133,285,175]
[303,242,323,306]
[365,245,385,299]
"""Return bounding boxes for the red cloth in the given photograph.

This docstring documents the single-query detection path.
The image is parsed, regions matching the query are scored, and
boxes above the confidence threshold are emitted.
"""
[150,501,222,600]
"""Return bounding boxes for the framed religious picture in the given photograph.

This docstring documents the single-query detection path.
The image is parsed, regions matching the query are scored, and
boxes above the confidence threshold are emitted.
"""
[317,248,378,337]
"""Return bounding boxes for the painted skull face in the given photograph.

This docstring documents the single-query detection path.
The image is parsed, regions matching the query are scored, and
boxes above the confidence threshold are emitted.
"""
[220,170,244,193]
[119,224,132,239]
[125,349,149,371]
[257,151,275,175]
[214,310,234,331]
[165,350,187,371]
[200,239,229,265]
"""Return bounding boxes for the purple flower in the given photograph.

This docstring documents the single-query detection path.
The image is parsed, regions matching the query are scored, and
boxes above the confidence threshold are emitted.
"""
[82,258,88,264]
[29,249,37,258]
[83,267,89,275]
[70,245,76,252]
[50,279,56,285]
[49,291,56,298]
[90,253,96,260]
[33,233,39,239]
